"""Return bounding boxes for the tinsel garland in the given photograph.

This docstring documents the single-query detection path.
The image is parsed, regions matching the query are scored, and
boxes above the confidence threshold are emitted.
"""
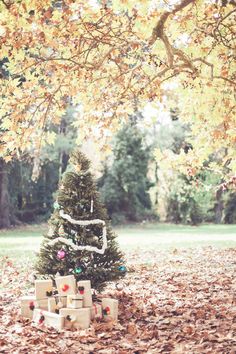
[48,210,107,255]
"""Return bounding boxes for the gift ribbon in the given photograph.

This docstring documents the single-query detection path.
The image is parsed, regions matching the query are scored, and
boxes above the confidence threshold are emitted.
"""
[61,284,70,292]
[103,306,110,315]
[48,211,107,254]
[39,311,45,324]
[78,286,85,294]
[29,301,35,311]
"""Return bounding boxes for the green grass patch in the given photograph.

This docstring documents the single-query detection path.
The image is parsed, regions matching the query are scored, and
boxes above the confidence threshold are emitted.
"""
[0,223,236,261]
[116,222,236,234]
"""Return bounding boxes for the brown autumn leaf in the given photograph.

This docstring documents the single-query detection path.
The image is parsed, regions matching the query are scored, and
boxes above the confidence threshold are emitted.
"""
[1,247,236,353]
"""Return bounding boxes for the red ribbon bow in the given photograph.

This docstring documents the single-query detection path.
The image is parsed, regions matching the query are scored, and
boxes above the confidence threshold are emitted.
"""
[61,284,69,292]
[29,301,35,311]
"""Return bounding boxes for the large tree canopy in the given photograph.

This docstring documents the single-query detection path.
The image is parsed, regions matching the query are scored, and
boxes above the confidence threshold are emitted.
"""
[0,0,235,176]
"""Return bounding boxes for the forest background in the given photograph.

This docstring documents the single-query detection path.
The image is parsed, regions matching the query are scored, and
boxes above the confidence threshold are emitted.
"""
[1,105,235,229]
[0,0,235,229]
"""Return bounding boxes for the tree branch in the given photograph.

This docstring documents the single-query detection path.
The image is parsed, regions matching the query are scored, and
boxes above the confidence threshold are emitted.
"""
[149,0,196,45]
[149,0,196,70]
[0,0,12,9]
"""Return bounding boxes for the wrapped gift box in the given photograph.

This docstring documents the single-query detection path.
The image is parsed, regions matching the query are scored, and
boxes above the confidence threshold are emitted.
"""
[48,295,67,313]
[35,279,53,300]
[77,280,92,307]
[20,296,48,319]
[33,309,65,330]
[67,294,83,309]
[55,275,76,296]
[55,295,67,308]
[102,298,118,321]
[48,298,57,313]
[60,308,90,329]
[90,303,102,320]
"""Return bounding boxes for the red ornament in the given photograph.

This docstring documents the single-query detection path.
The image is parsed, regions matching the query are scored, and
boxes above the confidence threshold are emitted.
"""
[57,250,66,260]
[61,284,69,292]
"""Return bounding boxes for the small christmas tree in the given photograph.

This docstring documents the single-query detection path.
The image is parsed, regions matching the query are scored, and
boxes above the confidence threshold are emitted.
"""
[36,149,126,290]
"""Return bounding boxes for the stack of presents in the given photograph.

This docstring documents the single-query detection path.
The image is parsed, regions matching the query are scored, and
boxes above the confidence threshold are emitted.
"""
[20,275,118,330]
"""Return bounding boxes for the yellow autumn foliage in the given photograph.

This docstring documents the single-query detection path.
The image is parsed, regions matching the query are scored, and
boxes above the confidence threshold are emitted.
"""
[0,0,234,176]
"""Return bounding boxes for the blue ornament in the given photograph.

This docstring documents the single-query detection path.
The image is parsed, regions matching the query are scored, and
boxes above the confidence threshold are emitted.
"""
[118,265,127,273]
[53,201,60,210]
[75,267,83,274]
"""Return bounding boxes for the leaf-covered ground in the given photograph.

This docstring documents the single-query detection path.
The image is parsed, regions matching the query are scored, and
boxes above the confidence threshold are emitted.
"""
[1,247,236,353]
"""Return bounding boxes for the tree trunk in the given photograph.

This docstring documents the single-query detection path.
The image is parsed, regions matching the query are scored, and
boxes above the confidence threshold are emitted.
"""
[0,158,11,228]
[215,188,223,224]
[154,160,158,206]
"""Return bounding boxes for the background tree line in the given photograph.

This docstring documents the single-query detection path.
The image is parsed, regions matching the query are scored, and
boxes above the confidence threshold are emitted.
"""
[0,111,236,229]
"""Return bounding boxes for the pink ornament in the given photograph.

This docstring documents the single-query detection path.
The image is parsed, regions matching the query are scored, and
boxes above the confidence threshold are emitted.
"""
[57,250,66,260]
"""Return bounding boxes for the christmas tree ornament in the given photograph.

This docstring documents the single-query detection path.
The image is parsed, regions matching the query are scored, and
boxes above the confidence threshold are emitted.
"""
[74,267,83,274]
[118,265,127,273]
[57,250,66,260]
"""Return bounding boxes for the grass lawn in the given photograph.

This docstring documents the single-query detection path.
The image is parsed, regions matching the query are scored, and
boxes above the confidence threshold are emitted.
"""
[0,223,236,261]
